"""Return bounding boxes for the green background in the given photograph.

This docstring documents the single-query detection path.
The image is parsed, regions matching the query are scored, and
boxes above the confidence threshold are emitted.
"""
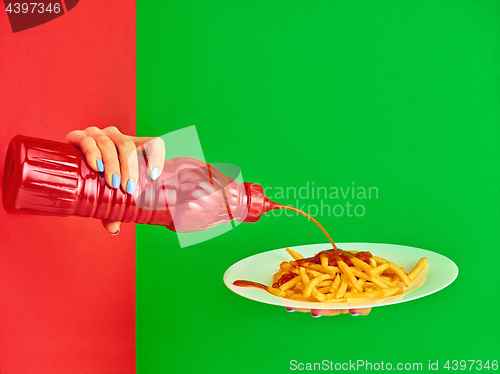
[137,1,499,372]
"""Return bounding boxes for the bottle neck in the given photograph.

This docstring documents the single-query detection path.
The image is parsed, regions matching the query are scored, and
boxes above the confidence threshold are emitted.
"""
[242,182,281,223]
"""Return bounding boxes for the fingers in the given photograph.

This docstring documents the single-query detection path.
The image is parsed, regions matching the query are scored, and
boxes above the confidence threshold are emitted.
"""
[311,309,348,317]
[286,307,371,317]
[95,133,122,190]
[66,130,103,173]
[66,127,165,234]
[137,137,165,180]
[348,307,372,316]
[105,131,139,194]
[65,126,141,193]
[286,307,310,313]
[286,307,346,317]
[102,219,121,235]
[66,127,165,194]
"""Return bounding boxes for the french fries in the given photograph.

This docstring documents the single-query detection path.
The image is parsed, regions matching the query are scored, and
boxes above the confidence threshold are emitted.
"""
[267,248,428,303]
[408,257,428,282]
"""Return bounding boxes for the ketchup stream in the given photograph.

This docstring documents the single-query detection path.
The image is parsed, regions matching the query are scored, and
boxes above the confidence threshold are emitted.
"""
[233,204,374,291]
[279,205,338,250]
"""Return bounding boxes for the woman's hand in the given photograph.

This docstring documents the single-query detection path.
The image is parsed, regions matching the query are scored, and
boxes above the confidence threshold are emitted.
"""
[286,307,371,317]
[65,126,166,234]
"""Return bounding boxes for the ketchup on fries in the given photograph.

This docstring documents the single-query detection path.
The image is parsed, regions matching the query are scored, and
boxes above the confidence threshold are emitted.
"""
[233,206,428,303]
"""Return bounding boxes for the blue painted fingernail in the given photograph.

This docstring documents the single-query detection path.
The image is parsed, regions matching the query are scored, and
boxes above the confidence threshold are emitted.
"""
[127,179,135,195]
[110,227,120,236]
[126,179,136,194]
[112,173,120,189]
[286,308,297,312]
[96,159,104,172]
[150,167,160,181]
[312,314,323,318]
[350,312,360,317]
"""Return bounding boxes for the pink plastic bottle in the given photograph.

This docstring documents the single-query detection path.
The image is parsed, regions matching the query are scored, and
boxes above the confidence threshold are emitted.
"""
[2,135,281,232]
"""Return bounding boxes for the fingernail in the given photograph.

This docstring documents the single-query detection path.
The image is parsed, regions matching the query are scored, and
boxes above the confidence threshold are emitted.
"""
[286,308,297,312]
[150,167,160,181]
[126,179,136,194]
[96,159,104,172]
[350,312,360,317]
[110,227,120,236]
[311,314,323,318]
[112,174,120,189]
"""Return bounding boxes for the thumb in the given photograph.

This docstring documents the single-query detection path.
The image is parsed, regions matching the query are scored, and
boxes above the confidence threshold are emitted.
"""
[102,219,121,235]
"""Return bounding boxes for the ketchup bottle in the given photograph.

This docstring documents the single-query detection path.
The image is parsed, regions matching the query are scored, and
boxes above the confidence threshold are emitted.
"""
[2,135,281,232]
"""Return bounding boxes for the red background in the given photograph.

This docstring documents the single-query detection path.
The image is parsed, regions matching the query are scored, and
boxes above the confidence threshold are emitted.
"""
[0,1,136,373]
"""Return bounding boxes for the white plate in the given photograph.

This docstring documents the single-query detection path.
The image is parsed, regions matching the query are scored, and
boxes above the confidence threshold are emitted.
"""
[224,243,458,309]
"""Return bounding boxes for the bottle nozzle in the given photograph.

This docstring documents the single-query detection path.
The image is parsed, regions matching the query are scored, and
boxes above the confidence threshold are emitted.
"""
[264,197,281,212]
